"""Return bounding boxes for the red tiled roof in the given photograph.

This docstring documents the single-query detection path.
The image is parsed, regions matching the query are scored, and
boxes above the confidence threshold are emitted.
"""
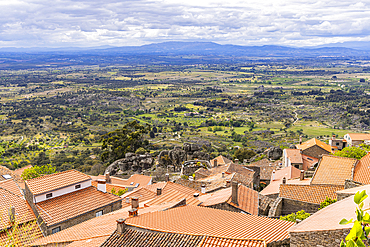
[26,170,91,195]
[302,155,318,170]
[13,165,33,177]
[162,181,203,196]
[296,138,332,153]
[279,184,344,204]
[145,189,200,207]
[126,205,294,243]
[271,166,301,182]
[36,186,122,226]
[0,221,43,247]
[346,133,370,141]
[0,186,35,231]
[141,182,167,194]
[121,187,156,207]
[0,165,22,184]
[64,236,107,247]
[353,152,370,184]
[91,174,152,189]
[31,203,185,246]
[285,149,303,164]
[0,179,23,197]
[198,187,232,206]
[260,178,311,196]
[210,155,232,167]
[311,155,358,186]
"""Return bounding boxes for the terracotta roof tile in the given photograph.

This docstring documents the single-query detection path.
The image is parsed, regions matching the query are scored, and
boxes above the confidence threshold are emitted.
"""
[201,236,266,247]
[285,149,303,164]
[31,203,184,246]
[279,184,344,204]
[142,182,167,194]
[91,180,127,195]
[91,174,152,189]
[13,165,32,177]
[121,187,156,207]
[64,236,108,247]
[26,170,91,195]
[311,155,358,186]
[0,221,43,247]
[144,189,200,207]
[36,186,122,226]
[353,152,370,184]
[0,165,23,184]
[260,178,311,196]
[210,155,232,167]
[346,133,370,141]
[227,185,259,215]
[0,179,23,197]
[198,187,232,206]
[271,166,301,182]
[296,138,332,153]
[100,228,204,247]
[125,205,294,243]
[0,185,35,231]
[163,181,203,196]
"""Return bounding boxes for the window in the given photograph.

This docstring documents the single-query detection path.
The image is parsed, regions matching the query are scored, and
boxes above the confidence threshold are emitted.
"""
[336,142,340,146]
[75,184,81,189]
[46,193,53,198]
[52,226,61,234]
[96,210,103,217]
[2,174,11,180]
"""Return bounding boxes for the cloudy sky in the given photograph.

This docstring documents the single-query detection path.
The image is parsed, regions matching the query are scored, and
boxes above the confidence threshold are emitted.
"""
[1,0,370,48]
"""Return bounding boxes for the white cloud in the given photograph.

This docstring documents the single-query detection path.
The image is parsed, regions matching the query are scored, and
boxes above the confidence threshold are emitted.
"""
[0,0,370,47]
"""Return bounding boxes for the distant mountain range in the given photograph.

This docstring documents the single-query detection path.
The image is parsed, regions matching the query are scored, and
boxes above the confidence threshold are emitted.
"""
[1,41,370,58]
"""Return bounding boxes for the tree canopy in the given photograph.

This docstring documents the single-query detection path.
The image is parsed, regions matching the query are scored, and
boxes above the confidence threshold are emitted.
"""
[100,120,151,164]
[233,148,256,162]
[334,146,367,160]
[21,164,56,180]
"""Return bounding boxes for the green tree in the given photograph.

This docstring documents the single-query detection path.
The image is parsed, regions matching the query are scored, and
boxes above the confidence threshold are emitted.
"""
[100,121,150,164]
[334,147,367,160]
[21,164,56,180]
[280,210,310,222]
[319,197,337,210]
[340,190,369,246]
[233,148,256,162]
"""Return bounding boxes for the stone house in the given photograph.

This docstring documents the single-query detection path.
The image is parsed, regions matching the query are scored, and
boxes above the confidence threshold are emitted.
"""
[91,173,152,192]
[296,138,332,159]
[247,158,281,186]
[282,149,318,171]
[343,133,370,147]
[329,135,347,150]
[25,170,122,236]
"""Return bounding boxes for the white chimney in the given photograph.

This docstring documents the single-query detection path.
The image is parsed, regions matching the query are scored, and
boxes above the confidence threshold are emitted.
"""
[125,197,130,204]
[272,170,275,181]
[201,184,206,194]
[97,179,106,193]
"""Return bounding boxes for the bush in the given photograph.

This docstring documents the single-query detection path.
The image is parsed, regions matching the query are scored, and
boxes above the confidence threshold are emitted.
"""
[334,147,367,160]
[319,197,337,210]
[280,210,310,222]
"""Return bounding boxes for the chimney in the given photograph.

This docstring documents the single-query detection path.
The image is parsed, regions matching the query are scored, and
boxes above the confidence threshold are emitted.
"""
[8,206,15,224]
[299,136,302,145]
[131,197,139,209]
[157,188,162,196]
[222,172,225,178]
[97,179,106,193]
[193,193,199,198]
[165,173,169,182]
[125,197,130,204]
[235,159,239,164]
[129,208,138,217]
[282,177,286,184]
[272,170,275,181]
[231,181,238,205]
[300,170,305,181]
[214,159,218,167]
[201,184,206,194]
[105,172,111,184]
[332,135,336,140]
[226,180,231,187]
[116,218,126,234]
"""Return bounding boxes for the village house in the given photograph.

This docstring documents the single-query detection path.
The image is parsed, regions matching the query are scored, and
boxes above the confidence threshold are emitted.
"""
[343,133,370,147]
[296,138,332,159]
[282,149,318,171]
[24,170,123,236]
[329,135,347,151]
[90,173,152,192]
[247,158,281,186]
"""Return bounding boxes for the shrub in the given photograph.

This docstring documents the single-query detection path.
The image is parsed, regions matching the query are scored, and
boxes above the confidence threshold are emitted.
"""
[280,210,310,222]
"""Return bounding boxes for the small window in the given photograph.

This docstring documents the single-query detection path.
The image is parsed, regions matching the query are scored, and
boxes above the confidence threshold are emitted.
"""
[75,184,81,189]
[52,226,61,234]
[2,174,11,180]
[96,210,103,217]
[130,182,134,185]
[336,142,340,146]
[46,193,53,198]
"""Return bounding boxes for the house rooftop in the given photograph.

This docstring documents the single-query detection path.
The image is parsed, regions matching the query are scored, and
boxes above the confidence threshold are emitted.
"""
[296,138,332,153]
[26,170,91,195]
[285,149,303,164]
[247,159,281,180]
[260,178,311,196]
[311,155,358,186]
[353,152,370,184]
[271,166,301,182]
[90,174,152,189]
[346,133,370,141]
[125,205,294,243]
[279,184,344,204]
[35,186,122,227]
[210,155,232,167]
[288,186,370,233]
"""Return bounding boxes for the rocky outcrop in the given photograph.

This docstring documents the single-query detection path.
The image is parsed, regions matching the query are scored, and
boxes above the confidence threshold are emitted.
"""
[267,147,283,160]
[105,153,153,175]
[157,143,210,170]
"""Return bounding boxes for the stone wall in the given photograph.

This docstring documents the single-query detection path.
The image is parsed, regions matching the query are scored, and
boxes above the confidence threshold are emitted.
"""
[175,178,203,191]
[344,179,363,189]
[205,202,247,214]
[268,197,283,217]
[281,198,319,216]
[24,183,47,235]
[302,146,330,159]
[290,228,350,247]
[267,239,290,247]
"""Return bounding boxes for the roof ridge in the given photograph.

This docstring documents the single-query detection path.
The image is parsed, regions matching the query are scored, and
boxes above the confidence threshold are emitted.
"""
[0,184,24,200]
[321,154,358,161]
[26,169,89,183]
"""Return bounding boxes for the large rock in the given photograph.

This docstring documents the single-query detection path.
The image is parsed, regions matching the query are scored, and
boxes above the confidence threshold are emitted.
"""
[105,153,153,175]
[267,147,283,160]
